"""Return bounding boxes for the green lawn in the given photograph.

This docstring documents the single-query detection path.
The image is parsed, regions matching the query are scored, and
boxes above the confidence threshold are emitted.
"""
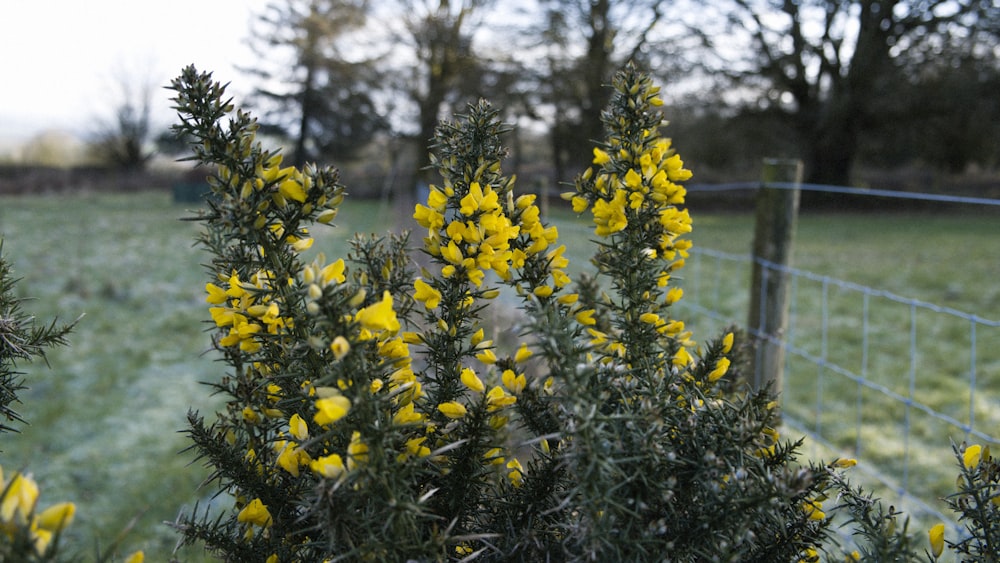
[0,192,404,560]
[0,191,997,558]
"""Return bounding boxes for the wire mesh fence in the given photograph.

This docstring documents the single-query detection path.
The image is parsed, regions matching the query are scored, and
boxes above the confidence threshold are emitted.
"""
[680,245,1000,526]
[671,179,1000,531]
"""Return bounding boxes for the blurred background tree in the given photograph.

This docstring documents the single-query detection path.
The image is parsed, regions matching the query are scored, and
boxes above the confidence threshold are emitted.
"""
[692,0,999,185]
[530,0,674,182]
[88,70,155,172]
[225,0,1000,190]
[244,0,387,167]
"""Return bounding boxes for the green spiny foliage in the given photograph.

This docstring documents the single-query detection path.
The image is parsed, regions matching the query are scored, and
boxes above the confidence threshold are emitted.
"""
[0,242,75,434]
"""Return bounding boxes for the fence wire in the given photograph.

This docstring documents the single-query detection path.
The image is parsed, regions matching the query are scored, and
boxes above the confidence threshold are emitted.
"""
[557,180,1000,531]
[680,241,1000,531]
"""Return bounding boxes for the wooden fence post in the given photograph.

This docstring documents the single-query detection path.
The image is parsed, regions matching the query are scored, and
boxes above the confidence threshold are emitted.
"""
[747,159,802,411]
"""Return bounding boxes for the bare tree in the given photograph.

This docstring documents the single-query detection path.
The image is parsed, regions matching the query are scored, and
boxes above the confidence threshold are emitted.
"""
[381,0,495,193]
[90,71,154,171]
[245,0,385,167]
[533,0,673,182]
[700,0,995,184]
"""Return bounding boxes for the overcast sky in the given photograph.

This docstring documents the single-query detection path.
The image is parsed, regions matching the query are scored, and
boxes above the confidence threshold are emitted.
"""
[0,0,269,142]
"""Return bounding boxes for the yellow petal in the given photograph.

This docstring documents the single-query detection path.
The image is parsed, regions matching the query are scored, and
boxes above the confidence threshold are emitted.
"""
[963,444,983,469]
[36,502,76,531]
[437,401,468,419]
[929,523,945,558]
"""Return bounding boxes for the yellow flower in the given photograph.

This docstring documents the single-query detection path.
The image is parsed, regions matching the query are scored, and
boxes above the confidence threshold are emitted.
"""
[502,369,526,394]
[506,458,524,487]
[592,190,628,236]
[330,336,351,360]
[514,343,533,363]
[486,386,517,411]
[398,437,431,462]
[438,401,468,419]
[963,444,983,469]
[414,204,444,231]
[355,291,400,333]
[32,528,53,556]
[639,312,660,325]
[466,267,485,287]
[36,502,76,531]
[831,458,857,469]
[278,177,306,203]
[557,293,579,305]
[413,278,442,309]
[929,523,945,558]
[802,499,825,521]
[347,431,369,469]
[459,182,498,215]
[288,413,309,441]
[1,471,39,523]
[592,147,611,165]
[205,282,229,304]
[124,551,145,563]
[533,285,554,298]
[237,498,272,527]
[291,237,314,252]
[393,402,424,425]
[441,241,464,265]
[276,441,310,477]
[721,332,734,354]
[665,286,683,305]
[575,309,597,326]
[707,357,731,382]
[310,454,345,479]
[320,259,346,285]
[476,348,497,364]
[461,367,485,393]
[314,395,351,426]
[624,168,642,190]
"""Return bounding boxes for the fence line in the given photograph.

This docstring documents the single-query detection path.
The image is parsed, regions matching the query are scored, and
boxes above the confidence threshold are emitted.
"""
[680,245,1000,528]
[678,175,1000,529]
[556,178,1000,528]
[688,181,1000,207]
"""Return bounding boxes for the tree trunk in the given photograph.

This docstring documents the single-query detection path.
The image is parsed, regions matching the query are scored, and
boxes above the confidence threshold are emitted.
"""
[804,113,858,186]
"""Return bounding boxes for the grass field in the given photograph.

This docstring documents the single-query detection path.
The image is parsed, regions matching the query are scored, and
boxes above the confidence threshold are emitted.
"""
[0,191,997,558]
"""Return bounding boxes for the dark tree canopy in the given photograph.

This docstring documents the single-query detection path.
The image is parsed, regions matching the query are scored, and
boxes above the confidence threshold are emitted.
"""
[245,0,386,166]
[703,0,998,184]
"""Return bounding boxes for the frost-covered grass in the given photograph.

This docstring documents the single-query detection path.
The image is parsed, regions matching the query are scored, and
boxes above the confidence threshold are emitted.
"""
[0,192,996,558]
[0,192,393,561]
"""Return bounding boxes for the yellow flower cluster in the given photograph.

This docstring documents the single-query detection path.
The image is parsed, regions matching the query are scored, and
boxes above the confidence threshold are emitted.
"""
[0,464,76,556]
[219,153,342,224]
[573,137,692,247]
[416,181,523,287]
[411,172,560,488]
[207,270,290,354]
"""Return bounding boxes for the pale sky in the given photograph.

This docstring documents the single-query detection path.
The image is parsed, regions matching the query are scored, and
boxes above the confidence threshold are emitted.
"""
[0,1,270,142]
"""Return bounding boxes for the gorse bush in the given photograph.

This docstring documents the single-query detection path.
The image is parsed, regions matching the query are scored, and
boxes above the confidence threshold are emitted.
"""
[0,58,996,563]
[168,63,848,562]
[3,63,998,563]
